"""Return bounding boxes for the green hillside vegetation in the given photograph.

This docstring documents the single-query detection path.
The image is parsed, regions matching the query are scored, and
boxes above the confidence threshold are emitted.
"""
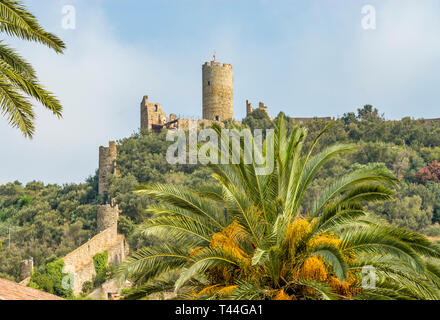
[1,105,440,292]
[117,115,440,300]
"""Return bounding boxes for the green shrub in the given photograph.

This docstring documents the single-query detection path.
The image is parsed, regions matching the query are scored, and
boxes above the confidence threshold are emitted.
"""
[81,281,93,295]
[28,272,54,293]
[17,195,32,207]
[29,259,72,298]
[93,251,108,286]
[422,224,440,237]
[93,251,108,275]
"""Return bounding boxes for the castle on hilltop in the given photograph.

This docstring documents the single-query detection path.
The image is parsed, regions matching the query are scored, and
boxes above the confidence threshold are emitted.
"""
[15,59,333,300]
[140,59,331,132]
[140,60,235,132]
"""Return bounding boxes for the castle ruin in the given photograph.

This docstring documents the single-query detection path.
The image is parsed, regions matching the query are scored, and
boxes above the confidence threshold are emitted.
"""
[246,100,272,119]
[139,59,334,131]
[140,96,169,131]
[10,58,340,300]
[140,60,235,132]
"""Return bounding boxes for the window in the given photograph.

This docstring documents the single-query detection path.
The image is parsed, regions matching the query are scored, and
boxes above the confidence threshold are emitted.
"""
[154,105,158,112]
[215,116,219,121]
[207,81,210,86]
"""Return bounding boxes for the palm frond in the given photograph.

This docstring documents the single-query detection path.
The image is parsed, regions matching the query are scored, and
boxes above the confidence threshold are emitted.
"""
[0,41,35,78]
[174,247,241,293]
[0,73,34,136]
[116,245,188,284]
[0,0,65,53]
[136,183,228,229]
[309,244,348,281]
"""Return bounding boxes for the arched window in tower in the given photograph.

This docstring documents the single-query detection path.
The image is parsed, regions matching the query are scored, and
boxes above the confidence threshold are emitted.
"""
[215,115,219,121]
[154,104,158,112]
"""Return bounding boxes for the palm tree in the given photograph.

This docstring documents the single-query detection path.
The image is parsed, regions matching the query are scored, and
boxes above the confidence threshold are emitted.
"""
[118,115,440,300]
[0,0,65,138]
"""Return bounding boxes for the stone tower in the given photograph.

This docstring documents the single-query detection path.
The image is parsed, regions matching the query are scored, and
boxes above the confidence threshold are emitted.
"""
[140,95,168,130]
[19,258,33,281]
[246,100,254,115]
[202,61,233,121]
[98,141,118,196]
[97,204,119,233]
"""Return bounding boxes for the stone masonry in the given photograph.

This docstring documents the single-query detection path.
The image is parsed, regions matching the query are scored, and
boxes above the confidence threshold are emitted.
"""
[63,204,128,296]
[246,100,271,119]
[139,59,334,134]
[140,96,168,130]
[139,60,234,132]
[61,141,128,297]
[98,141,118,196]
[19,259,33,282]
[202,61,233,121]
[97,204,119,233]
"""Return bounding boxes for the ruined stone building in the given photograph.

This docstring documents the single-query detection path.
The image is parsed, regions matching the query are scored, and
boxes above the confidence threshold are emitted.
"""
[140,60,235,133]
[246,100,272,119]
[140,96,169,131]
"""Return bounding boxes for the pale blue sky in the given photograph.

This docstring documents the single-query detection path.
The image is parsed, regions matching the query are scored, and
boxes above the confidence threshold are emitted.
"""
[1,0,440,184]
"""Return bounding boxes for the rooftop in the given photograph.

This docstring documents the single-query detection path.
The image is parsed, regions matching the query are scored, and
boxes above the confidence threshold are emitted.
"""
[0,278,64,300]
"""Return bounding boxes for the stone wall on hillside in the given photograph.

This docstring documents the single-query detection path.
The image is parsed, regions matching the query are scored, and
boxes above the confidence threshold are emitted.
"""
[63,224,129,296]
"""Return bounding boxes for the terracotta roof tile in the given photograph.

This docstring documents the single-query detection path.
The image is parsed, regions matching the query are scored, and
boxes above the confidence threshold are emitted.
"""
[0,278,64,300]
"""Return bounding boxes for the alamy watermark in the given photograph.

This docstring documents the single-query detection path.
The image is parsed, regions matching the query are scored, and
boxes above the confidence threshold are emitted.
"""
[62,5,76,30]
[361,5,376,30]
[362,265,377,289]
[61,266,75,290]
[166,126,275,176]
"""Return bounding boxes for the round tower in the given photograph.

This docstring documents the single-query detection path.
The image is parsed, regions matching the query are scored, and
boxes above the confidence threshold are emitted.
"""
[202,61,233,121]
[98,141,118,196]
[97,204,119,233]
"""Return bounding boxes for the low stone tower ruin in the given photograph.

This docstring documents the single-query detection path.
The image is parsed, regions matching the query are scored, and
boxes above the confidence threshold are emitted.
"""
[19,258,33,282]
[97,204,119,233]
[246,100,254,115]
[98,141,118,196]
[202,61,233,121]
[245,100,270,118]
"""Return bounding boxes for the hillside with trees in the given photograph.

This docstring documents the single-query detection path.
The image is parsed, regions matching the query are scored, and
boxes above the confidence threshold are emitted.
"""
[2,105,440,297]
